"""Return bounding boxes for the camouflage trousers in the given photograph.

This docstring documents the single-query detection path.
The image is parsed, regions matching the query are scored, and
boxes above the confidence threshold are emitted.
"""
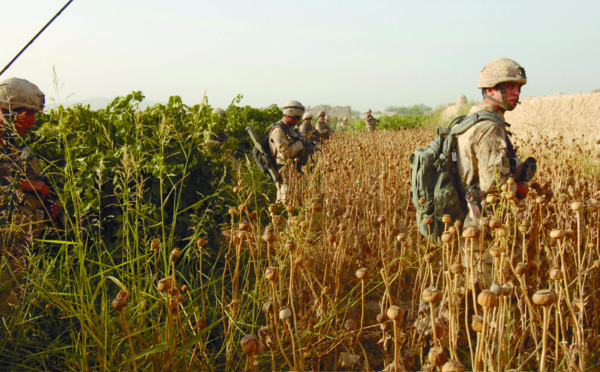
[275,165,303,206]
[366,124,376,133]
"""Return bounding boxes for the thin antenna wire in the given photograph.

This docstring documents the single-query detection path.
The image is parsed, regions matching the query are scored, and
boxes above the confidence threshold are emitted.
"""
[0,0,74,78]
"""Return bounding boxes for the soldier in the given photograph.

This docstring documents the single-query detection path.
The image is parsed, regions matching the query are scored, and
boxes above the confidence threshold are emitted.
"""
[206,107,229,147]
[0,78,61,314]
[365,109,378,133]
[298,112,317,140]
[456,58,530,286]
[314,111,331,141]
[267,100,306,205]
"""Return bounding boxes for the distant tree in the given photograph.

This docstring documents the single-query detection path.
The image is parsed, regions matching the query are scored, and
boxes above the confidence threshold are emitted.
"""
[384,104,432,116]
[351,109,361,115]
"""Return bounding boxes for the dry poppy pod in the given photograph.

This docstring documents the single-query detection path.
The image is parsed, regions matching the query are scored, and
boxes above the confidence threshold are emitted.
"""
[327,234,337,243]
[355,268,369,280]
[396,233,406,242]
[322,286,331,295]
[489,218,503,229]
[422,286,442,303]
[418,198,426,206]
[197,237,206,247]
[237,231,248,242]
[111,297,128,310]
[428,347,447,367]
[181,285,189,293]
[284,241,296,251]
[442,360,465,372]
[239,221,251,231]
[558,196,568,204]
[504,191,516,199]
[264,267,279,281]
[238,203,248,213]
[471,315,483,332]
[344,319,356,331]
[170,248,181,261]
[489,244,503,258]
[279,307,292,320]
[477,290,499,308]
[442,214,452,224]
[501,286,514,297]
[116,290,129,300]
[532,289,557,306]
[229,206,238,216]
[594,260,600,269]
[535,195,547,204]
[377,313,389,323]
[501,184,508,192]
[261,230,277,243]
[312,203,322,212]
[571,201,583,212]
[441,232,453,244]
[462,226,480,239]
[486,194,498,204]
[490,282,503,296]
[158,277,174,292]
[240,334,260,355]
[507,176,515,186]
[377,215,386,224]
[232,186,239,193]
[338,222,347,231]
[549,268,562,281]
[515,262,527,276]
[448,226,457,235]
[268,204,277,214]
[151,239,160,251]
[549,229,566,239]
[285,205,294,214]
[450,263,464,274]
[387,305,403,320]
[249,211,258,220]
[565,229,575,239]
[588,204,598,212]
[454,220,462,229]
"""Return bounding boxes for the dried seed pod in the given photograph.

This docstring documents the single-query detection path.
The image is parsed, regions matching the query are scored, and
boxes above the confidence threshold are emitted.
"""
[515,263,527,276]
[565,229,575,239]
[311,203,322,212]
[377,215,386,224]
[535,195,547,204]
[423,216,434,225]
[285,205,294,213]
[116,290,130,300]
[489,244,503,258]
[422,286,442,303]
[197,237,206,247]
[111,297,128,310]
[327,234,337,243]
[490,282,503,296]
[442,360,466,372]
[532,289,557,307]
[322,286,331,295]
[229,206,238,216]
[571,201,583,212]
[471,315,483,332]
[268,204,277,214]
[549,268,562,280]
[450,263,464,274]
[428,347,447,367]
[151,239,160,251]
[284,240,296,251]
[170,248,181,261]
[344,319,356,331]
[594,260,600,269]
[486,194,498,204]
[462,226,481,239]
[489,218,503,228]
[239,221,251,231]
[355,268,369,280]
[264,267,279,281]
[261,230,277,243]
[501,286,513,297]
[477,290,498,308]
[418,198,426,206]
[448,226,457,235]
[158,277,174,292]
[454,220,462,229]
[549,229,566,239]
[442,214,452,224]
[441,232,453,243]
[387,305,403,320]
[249,211,258,220]
[240,334,260,355]
[279,307,292,320]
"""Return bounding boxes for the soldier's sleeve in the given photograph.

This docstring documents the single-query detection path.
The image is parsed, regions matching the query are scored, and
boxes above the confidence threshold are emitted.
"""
[475,121,513,193]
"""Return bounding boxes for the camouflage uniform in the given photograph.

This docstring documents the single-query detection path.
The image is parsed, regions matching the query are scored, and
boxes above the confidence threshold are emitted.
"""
[314,118,331,141]
[268,121,304,205]
[298,121,317,140]
[456,58,528,288]
[365,113,378,133]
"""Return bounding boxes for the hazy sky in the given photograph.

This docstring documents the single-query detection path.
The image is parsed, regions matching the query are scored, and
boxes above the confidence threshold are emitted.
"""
[2,0,599,111]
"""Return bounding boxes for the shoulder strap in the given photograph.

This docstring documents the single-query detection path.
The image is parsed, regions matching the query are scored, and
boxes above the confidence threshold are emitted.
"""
[449,111,504,136]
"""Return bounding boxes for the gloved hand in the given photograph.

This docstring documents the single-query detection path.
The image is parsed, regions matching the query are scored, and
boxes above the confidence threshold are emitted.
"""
[48,201,62,220]
[515,182,529,199]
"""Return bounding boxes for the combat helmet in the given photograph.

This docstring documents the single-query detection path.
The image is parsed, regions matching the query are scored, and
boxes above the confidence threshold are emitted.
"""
[212,107,226,119]
[478,58,526,111]
[0,78,45,112]
[317,110,326,117]
[302,112,313,120]
[282,100,305,117]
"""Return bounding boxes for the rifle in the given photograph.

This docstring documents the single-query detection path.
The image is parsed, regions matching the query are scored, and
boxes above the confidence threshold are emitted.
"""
[246,125,281,183]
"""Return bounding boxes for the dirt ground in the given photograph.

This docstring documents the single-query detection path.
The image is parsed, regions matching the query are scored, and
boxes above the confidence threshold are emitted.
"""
[505,91,600,146]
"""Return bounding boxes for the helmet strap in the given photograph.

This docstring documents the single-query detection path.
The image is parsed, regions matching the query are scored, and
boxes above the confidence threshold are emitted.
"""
[483,84,515,111]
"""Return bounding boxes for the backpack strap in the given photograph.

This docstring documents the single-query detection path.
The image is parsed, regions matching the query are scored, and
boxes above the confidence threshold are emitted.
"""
[449,111,504,136]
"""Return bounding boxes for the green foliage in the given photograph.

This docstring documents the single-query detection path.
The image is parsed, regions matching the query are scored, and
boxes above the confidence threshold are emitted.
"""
[375,114,429,130]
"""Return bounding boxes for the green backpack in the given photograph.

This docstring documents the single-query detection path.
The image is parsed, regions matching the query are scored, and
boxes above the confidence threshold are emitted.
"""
[410,111,504,239]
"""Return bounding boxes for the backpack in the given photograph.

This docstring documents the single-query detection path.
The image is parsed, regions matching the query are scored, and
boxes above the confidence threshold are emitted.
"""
[410,111,504,239]
[247,123,282,183]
